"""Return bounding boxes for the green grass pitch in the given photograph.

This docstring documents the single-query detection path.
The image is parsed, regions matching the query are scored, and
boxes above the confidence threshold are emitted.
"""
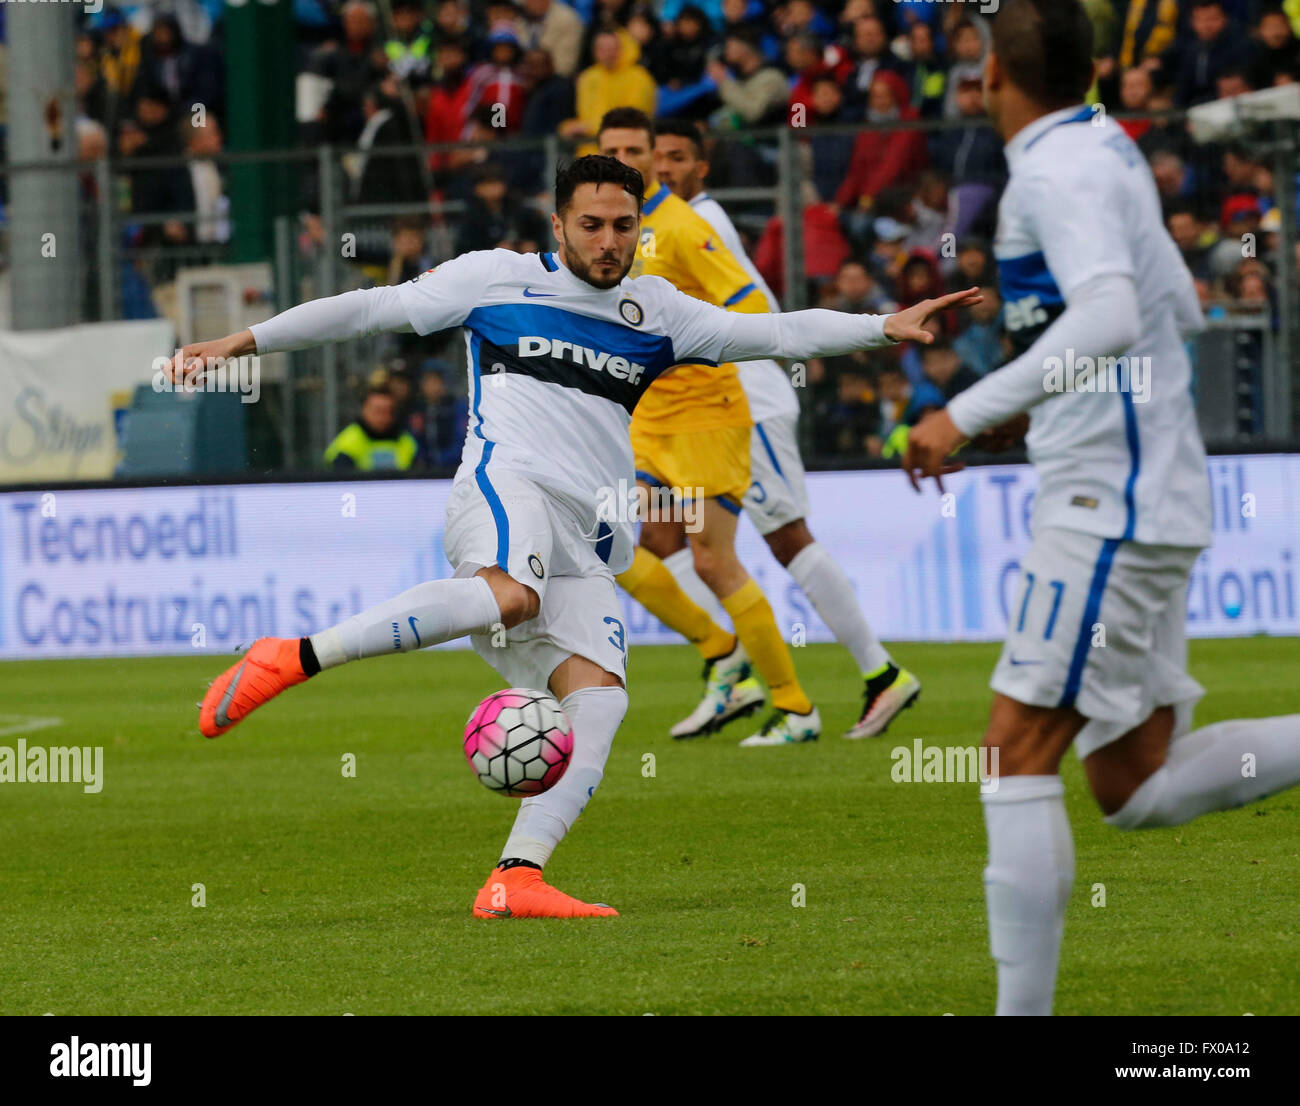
[0,638,1295,1015]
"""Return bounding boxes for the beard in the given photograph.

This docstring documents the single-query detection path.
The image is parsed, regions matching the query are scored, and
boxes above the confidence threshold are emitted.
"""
[566,246,634,290]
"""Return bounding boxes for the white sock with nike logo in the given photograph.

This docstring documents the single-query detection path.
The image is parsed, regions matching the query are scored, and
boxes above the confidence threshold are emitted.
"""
[500,685,628,867]
[309,576,501,669]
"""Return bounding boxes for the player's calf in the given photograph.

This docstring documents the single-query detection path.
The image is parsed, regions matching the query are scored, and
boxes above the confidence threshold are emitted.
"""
[1095,710,1300,830]
[979,695,1085,1017]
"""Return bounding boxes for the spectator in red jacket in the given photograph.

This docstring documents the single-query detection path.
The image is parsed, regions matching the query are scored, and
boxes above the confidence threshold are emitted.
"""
[754,200,850,304]
[467,26,529,131]
[787,31,852,127]
[425,37,475,174]
[833,69,927,216]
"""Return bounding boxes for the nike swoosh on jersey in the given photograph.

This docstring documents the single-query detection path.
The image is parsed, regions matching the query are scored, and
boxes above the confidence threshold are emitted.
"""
[408,616,422,647]
[521,287,557,298]
[1008,656,1044,666]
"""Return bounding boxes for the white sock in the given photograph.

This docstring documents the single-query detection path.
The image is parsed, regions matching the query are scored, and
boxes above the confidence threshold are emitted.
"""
[786,541,890,674]
[1106,714,1300,830]
[982,775,1074,1016]
[500,684,628,867]
[662,547,729,627]
[309,576,501,669]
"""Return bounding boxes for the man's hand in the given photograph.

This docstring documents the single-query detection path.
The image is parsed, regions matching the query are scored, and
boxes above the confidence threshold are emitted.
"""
[167,330,255,384]
[883,287,982,344]
[903,408,968,493]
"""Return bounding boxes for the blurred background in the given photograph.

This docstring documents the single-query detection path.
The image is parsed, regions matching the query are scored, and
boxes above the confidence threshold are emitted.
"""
[0,0,1296,485]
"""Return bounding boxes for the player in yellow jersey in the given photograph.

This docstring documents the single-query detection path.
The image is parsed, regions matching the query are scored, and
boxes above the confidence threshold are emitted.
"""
[597,107,820,747]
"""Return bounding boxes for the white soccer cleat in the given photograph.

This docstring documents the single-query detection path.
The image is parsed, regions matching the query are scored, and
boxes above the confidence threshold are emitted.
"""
[843,665,921,740]
[739,706,822,747]
[670,643,758,739]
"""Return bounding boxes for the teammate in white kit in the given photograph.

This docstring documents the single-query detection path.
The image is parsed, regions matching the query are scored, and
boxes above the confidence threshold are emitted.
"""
[652,119,922,740]
[181,156,978,918]
[905,0,1300,1014]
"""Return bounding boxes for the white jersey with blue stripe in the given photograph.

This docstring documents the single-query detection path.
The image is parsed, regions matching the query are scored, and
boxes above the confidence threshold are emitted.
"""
[396,248,742,574]
[689,191,800,423]
[988,104,1211,547]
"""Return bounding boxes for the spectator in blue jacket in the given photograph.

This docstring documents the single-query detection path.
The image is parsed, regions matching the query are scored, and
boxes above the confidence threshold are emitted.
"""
[1162,0,1249,106]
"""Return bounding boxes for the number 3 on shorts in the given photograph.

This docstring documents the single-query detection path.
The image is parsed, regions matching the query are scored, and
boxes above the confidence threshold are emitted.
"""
[603,616,626,652]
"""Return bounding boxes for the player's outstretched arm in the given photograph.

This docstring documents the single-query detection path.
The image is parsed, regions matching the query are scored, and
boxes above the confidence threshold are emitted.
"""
[716,287,982,362]
[170,285,415,380]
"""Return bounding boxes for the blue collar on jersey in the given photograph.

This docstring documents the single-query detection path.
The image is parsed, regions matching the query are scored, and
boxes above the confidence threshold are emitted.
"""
[1008,104,1094,166]
[540,251,558,271]
[642,183,670,217]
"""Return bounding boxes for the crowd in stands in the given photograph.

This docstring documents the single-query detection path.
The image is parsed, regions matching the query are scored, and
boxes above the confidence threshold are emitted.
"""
[29,0,1297,460]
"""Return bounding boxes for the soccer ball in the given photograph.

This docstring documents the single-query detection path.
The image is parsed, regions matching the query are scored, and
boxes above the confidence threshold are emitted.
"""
[463,688,574,797]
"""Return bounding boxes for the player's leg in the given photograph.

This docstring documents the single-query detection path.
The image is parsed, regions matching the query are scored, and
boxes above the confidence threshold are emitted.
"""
[643,507,729,627]
[764,515,919,739]
[977,526,1133,1016]
[1083,590,1300,828]
[618,477,736,660]
[615,472,761,738]
[198,475,545,737]
[198,568,514,738]
[474,574,630,918]
[979,694,1082,1017]
[686,496,819,747]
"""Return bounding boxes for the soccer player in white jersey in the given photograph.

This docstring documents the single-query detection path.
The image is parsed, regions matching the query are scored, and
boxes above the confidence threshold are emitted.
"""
[905,0,1300,1014]
[653,118,922,740]
[179,156,978,919]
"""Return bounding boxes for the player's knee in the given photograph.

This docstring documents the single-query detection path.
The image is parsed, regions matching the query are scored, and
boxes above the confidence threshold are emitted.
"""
[639,518,686,559]
[691,543,734,589]
[765,520,811,567]
[487,575,539,627]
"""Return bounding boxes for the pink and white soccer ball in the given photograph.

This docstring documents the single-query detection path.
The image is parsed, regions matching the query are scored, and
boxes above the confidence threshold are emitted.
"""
[463,688,574,797]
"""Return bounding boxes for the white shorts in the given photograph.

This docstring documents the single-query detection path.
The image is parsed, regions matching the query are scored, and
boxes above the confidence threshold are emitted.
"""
[991,527,1205,760]
[444,470,629,690]
[742,413,810,535]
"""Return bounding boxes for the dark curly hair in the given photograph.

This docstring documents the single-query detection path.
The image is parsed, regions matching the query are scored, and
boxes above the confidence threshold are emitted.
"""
[554,155,644,214]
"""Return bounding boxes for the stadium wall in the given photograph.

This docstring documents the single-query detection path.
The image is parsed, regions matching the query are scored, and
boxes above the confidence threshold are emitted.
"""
[1,455,1297,659]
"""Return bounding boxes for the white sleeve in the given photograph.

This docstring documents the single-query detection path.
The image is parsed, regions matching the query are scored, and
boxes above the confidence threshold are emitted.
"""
[395,249,493,335]
[666,283,895,364]
[945,272,1141,437]
[249,285,413,353]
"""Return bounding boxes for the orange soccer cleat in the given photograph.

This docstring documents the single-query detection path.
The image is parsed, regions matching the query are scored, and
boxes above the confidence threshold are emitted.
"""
[199,637,309,738]
[472,865,619,919]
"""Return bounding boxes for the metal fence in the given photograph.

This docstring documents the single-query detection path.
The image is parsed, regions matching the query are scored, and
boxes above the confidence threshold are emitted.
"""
[0,112,1294,476]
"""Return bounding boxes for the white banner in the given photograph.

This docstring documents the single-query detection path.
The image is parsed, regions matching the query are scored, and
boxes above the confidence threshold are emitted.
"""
[0,320,173,482]
[0,456,1297,659]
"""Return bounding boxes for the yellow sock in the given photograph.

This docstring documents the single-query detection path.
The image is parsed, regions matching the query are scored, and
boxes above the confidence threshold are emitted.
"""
[617,547,735,659]
[721,579,812,715]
